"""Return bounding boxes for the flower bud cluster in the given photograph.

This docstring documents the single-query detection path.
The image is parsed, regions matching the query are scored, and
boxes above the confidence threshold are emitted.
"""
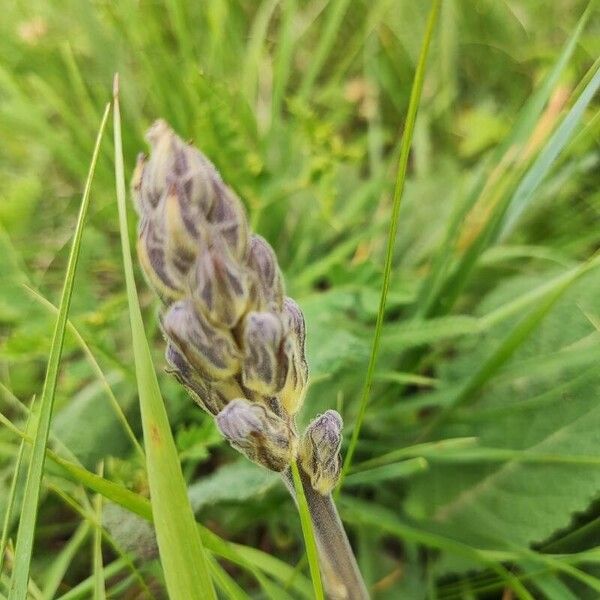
[132,121,340,489]
[300,411,343,495]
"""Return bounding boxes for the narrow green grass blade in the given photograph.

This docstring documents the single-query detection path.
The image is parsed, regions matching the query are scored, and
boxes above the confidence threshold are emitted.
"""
[500,3,592,155]
[45,482,156,600]
[519,551,600,595]
[242,0,279,103]
[338,0,441,490]
[41,523,90,600]
[344,457,428,487]
[352,437,478,472]
[8,103,111,600]
[112,75,216,600]
[500,60,600,238]
[55,559,129,600]
[24,285,145,461]
[0,422,30,575]
[271,0,297,123]
[290,462,324,600]
[206,554,249,600]
[519,561,578,600]
[298,0,352,99]
[93,463,106,600]
[433,59,600,318]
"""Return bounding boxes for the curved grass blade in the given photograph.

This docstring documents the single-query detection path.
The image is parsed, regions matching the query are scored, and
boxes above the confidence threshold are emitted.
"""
[206,554,248,600]
[46,483,156,600]
[112,75,216,600]
[8,103,111,600]
[24,285,145,461]
[426,17,598,319]
[338,0,441,490]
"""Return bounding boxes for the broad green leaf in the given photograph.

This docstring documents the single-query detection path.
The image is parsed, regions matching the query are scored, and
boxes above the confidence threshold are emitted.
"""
[188,460,278,512]
[405,268,600,553]
[342,497,534,600]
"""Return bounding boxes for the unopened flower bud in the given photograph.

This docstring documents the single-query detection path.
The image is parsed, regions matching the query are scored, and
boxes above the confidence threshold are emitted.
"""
[141,119,216,219]
[165,343,231,415]
[279,298,309,415]
[207,182,248,260]
[161,300,240,381]
[163,184,207,260]
[190,239,249,328]
[246,235,284,310]
[241,312,285,395]
[300,410,343,495]
[216,399,297,471]
[137,217,186,303]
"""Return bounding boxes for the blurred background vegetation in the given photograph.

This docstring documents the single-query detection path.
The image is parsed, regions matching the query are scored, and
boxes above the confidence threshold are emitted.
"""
[1,0,599,598]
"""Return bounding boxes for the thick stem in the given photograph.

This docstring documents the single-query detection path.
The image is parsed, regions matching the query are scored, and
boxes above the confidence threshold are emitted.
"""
[282,466,369,600]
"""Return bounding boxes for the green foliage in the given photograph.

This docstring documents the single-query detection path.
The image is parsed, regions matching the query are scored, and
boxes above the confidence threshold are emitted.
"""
[1,0,599,598]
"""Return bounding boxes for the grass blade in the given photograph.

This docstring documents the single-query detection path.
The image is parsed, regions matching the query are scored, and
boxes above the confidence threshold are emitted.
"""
[338,0,441,489]
[500,60,600,238]
[344,457,428,487]
[298,0,352,99]
[290,462,324,600]
[112,75,216,600]
[24,285,145,461]
[54,560,129,600]
[0,416,31,575]
[8,103,110,600]
[41,523,90,600]
[92,463,106,600]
